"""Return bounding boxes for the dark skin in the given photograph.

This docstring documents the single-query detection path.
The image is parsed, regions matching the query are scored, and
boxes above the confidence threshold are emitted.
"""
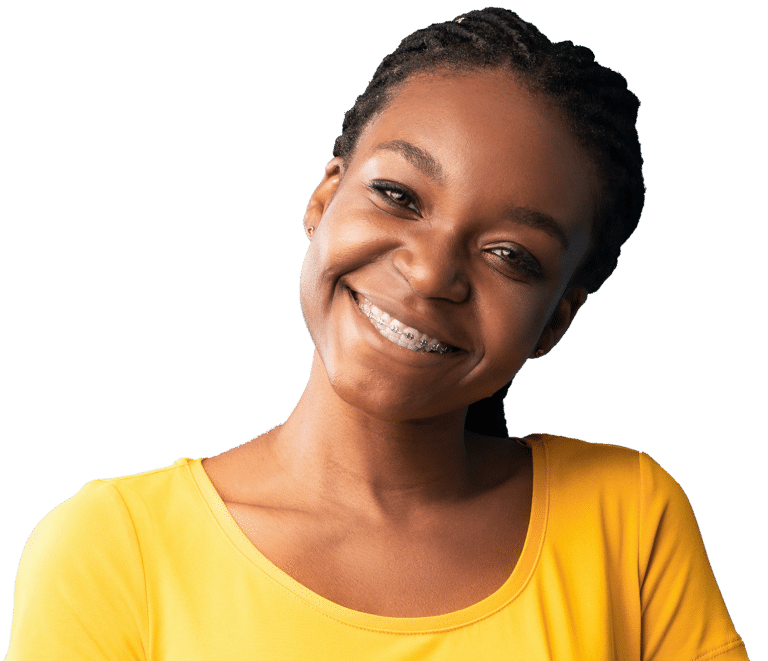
[203,69,597,617]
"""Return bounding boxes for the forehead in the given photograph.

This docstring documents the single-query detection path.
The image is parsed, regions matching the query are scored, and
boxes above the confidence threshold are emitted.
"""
[349,69,599,239]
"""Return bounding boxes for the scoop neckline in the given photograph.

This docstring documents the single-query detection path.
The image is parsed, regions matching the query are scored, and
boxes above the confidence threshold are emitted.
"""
[186,435,550,633]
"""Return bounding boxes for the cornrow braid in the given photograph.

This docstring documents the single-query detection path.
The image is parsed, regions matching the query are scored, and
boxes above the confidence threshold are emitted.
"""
[332,8,645,437]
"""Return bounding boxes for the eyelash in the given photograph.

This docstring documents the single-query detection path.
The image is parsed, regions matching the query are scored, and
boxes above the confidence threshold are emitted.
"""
[368,180,420,214]
[368,179,543,279]
[487,246,544,279]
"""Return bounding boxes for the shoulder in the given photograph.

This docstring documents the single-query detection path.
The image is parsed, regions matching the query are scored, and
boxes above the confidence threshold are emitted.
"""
[525,433,691,527]
[527,434,685,490]
[526,433,642,486]
[97,457,201,517]
[23,459,197,566]
[4,464,192,658]
[15,459,199,616]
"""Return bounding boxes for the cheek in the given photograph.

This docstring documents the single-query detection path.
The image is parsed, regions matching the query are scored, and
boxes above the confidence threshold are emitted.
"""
[489,280,552,339]
[474,289,555,383]
[299,239,328,344]
[298,213,375,348]
[299,242,315,300]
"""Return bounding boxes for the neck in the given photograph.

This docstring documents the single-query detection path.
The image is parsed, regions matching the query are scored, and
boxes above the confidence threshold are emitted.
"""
[266,353,479,516]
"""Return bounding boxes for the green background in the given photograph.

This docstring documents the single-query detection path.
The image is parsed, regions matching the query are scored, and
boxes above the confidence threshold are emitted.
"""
[0,0,768,648]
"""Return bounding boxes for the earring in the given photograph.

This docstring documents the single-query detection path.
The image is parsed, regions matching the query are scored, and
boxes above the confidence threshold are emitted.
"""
[534,348,545,358]
[306,226,314,238]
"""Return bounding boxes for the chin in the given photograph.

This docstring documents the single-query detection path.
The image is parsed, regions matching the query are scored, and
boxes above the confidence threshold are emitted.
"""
[325,368,456,423]
[325,362,513,426]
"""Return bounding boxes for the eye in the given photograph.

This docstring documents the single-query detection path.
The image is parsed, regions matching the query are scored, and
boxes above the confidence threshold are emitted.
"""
[486,245,544,279]
[368,180,420,214]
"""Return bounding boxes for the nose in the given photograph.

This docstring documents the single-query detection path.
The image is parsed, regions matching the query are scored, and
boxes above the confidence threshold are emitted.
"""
[391,234,470,302]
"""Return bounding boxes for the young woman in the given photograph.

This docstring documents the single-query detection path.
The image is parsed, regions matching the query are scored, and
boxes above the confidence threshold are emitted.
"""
[4,7,750,660]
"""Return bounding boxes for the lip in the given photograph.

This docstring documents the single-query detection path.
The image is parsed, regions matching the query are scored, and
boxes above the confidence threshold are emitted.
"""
[346,286,467,354]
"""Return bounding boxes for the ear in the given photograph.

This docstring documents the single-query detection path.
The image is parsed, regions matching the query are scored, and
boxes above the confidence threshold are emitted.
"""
[531,285,588,358]
[304,157,344,237]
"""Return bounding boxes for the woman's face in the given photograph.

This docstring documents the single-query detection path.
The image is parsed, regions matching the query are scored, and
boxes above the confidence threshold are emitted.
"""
[300,69,598,422]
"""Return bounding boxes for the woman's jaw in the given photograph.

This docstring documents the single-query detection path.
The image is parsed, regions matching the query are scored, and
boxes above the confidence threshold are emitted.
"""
[304,278,489,424]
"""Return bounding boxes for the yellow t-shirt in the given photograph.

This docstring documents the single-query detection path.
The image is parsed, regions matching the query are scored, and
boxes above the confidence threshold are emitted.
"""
[6,435,748,660]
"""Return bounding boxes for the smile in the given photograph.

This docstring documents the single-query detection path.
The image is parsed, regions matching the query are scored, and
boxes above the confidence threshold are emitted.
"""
[352,292,459,354]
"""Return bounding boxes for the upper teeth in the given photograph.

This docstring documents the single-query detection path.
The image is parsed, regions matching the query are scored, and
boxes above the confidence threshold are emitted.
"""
[355,294,455,354]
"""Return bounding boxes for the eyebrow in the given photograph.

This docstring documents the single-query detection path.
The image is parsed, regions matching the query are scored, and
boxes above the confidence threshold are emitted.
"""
[373,138,570,251]
[372,139,446,184]
[504,207,570,251]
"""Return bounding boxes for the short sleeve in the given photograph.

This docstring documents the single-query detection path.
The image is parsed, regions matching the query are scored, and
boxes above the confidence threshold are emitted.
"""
[638,453,748,661]
[6,481,148,660]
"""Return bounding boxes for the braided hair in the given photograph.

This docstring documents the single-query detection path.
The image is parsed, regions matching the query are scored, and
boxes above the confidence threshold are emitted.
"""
[332,8,644,437]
